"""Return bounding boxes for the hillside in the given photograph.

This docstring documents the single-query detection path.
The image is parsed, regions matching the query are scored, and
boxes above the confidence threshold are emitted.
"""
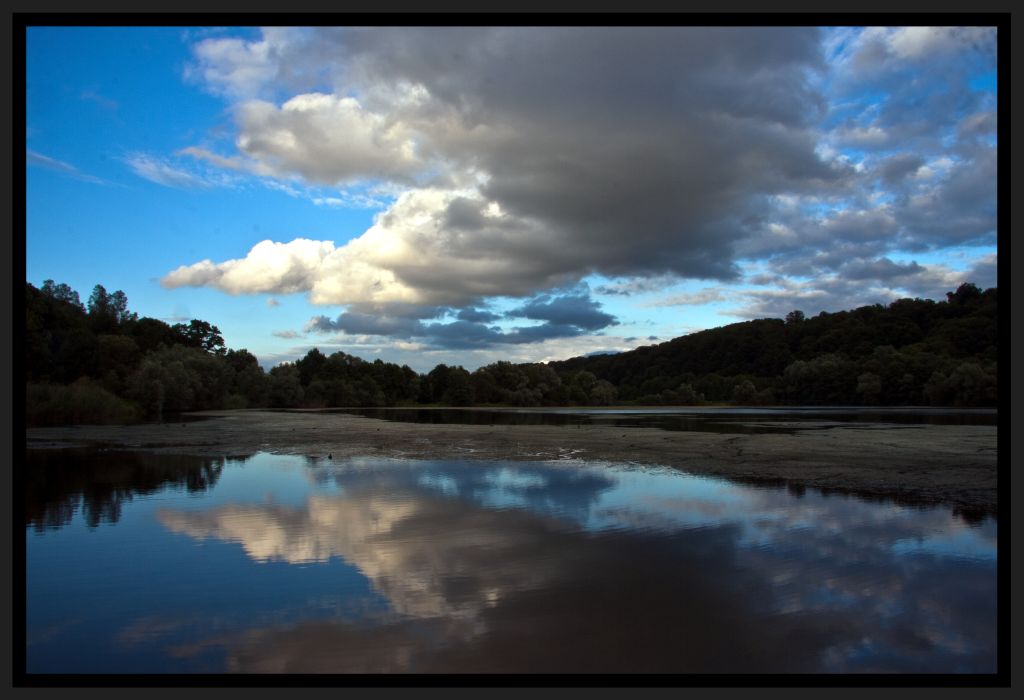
[549,283,997,406]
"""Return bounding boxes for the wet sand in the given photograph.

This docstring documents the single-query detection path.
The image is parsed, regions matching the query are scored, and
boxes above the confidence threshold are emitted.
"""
[26,409,998,515]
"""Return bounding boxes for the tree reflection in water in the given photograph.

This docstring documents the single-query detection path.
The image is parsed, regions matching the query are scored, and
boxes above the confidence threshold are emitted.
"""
[25,449,244,530]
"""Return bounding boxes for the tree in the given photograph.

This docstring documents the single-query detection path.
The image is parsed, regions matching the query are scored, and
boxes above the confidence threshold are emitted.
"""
[109,290,137,324]
[588,379,617,405]
[855,372,882,405]
[443,367,475,406]
[785,310,805,325]
[946,282,982,306]
[173,319,226,355]
[267,364,304,407]
[41,279,84,309]
[732,379,758,405]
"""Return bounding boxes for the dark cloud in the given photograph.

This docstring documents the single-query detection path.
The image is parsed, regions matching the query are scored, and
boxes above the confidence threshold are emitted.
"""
[305,312,422,337]
[837,257,926,281]
[456,307,501,323]
[172,27,996,330]
[877,153,925,184]
[507,293,617,331]
[185,27,840,291]
[305,291,618,351]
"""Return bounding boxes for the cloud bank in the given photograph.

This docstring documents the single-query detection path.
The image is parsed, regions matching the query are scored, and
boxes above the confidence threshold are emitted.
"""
[158,26,996,356]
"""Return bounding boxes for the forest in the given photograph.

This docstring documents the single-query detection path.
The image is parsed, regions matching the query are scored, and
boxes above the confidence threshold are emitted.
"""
[25,280,998,425]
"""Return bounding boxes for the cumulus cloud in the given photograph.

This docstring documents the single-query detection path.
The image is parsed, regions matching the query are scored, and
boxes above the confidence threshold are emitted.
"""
[167,28,845,305]
[233,92,423,185]
[161,26,996,345]
[163,238,337,295]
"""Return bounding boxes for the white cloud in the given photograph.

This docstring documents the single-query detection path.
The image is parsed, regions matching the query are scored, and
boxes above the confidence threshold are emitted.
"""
[125,153,231,189]
[162,238,337,295]
[164,187,577,308]
[233,92,423,186]
[186,27,311,99]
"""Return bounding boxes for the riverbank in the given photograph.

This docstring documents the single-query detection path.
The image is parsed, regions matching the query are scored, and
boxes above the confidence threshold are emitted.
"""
[26,408,999,516]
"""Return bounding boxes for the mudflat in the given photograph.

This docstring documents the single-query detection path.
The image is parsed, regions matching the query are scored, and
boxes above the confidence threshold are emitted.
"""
[26,409,998,515]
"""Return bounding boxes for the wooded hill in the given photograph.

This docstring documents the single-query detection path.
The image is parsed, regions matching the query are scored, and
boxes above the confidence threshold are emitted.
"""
[25,280,997,425]
[550,283,997,406]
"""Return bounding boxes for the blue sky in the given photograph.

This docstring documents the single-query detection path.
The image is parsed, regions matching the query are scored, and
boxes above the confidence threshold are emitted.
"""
[25,26,998,372]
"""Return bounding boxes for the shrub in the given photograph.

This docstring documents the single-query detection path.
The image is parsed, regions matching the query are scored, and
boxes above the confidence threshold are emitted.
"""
[27,380,141,426]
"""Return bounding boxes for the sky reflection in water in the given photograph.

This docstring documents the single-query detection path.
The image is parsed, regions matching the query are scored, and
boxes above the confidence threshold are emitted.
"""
[25,451,997,674]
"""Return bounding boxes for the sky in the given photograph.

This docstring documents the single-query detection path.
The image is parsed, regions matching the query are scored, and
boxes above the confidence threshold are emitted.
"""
[24,25,999,372]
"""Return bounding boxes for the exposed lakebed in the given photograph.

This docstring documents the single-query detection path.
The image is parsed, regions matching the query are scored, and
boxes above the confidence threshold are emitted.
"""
[25,447,997,674]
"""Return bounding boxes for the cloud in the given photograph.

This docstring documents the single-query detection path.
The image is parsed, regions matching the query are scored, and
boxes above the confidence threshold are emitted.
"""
[185,27,316,99]
[594,276,679,297]
[163,238,337,295]
[302,290,618,351]
[26,149,105,184]
[728,253,995,320]
[80,89,118,111]
[163,27,996,329]
[168,27,842,304]
[507,292,617,331]
[125,153,216,189]
[232,92,424,186]
[271,329,302,339]
[456,307,500,323]
[647,288,727,308]
[266,298,281,307]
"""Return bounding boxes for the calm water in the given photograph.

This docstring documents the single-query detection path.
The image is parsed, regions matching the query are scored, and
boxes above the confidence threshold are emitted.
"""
[25,448,997,674]
[309,406,997,434]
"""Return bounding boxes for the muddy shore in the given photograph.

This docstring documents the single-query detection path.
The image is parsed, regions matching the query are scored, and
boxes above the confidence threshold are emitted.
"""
[26,408,998,516]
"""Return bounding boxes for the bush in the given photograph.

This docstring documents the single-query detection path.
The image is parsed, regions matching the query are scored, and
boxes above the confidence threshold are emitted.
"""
[27,380,141,426]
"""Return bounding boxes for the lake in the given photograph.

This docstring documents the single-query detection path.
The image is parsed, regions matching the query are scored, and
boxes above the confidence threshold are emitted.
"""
[25,447,997,675]
[304,406,997,434]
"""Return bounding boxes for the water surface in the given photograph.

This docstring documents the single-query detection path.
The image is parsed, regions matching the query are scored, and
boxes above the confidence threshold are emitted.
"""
[308,406,996,434]
[25,449,997,674]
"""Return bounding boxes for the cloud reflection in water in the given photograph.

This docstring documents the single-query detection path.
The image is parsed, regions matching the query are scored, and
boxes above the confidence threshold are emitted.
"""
[154,457,996,673]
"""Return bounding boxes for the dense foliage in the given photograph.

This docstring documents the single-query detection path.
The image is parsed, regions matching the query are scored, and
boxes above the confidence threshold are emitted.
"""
[551,283,998,407]
[25,280,997,425]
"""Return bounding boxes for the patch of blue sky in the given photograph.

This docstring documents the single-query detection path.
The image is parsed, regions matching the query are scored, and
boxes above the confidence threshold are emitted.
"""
[27,28,223,175]
[582,467,755,534]
[886,245,996,271]
[587,276,732,338]
[194,454,319,509]
[968,70,997,93]
[890,524,997,562]
[417,473,460,498]
[820,91,888,129]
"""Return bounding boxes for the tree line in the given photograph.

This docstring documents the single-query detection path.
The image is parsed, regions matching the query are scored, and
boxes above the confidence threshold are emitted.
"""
[25,280,997,425]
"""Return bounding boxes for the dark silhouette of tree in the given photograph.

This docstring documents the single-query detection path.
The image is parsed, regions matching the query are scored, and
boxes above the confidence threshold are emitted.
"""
[26,279,999,424]
[172,319,226,355]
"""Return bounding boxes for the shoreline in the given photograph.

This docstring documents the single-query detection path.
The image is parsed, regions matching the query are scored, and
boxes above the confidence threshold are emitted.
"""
[26,409,998,516]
